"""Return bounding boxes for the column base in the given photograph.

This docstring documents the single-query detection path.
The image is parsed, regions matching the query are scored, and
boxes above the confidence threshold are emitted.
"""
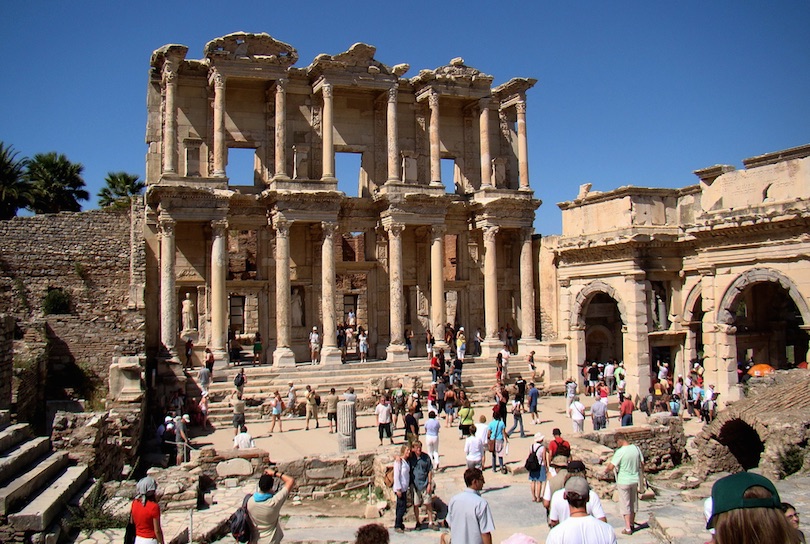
[273,173,290,181]
[385,344,410,363]
[273,347,297,367]
[432,340,450,355]
[320,346,343,366]
[212,348,228,366]
[321,176,337,182]
[479,339,503,361]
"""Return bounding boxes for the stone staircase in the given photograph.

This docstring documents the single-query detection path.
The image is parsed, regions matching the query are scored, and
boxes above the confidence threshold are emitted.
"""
[190,356,509,428]
[0,412,90,543]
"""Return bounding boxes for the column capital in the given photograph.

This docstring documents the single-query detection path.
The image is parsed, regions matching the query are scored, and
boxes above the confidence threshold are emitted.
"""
[515,100,527,115]
[428,89,440,109]
[162,59,179,84]
[275,77,289,91]
[274,219,292,238]
[322,82,334,99]
[431,224,447,241]
[208,68,225,89]
[322,221,339,239]
[158,217,176,235]
[387,85,398,103]
[384,222,405,238]
[482,225,499,243]
[211,219,229,235]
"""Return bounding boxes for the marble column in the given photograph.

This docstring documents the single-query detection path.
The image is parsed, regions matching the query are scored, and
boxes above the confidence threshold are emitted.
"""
[481,225,501,359]
[386,86,400,182]
[385,223,409,362]
[321,83,335,181]
[274,78,289,179]
[519,227,536,340]
[430,225,448,353]
[428,90,442,186]
[273,220,296,366]
[321,221,342,365]
[159,218,177,358]
[622,272,652,400]
[479,98,492,188]
[256,226,270,364]
[210,220,228,359]
[162,60,179,174]
[516,101,530,190]
[211,69,226,177]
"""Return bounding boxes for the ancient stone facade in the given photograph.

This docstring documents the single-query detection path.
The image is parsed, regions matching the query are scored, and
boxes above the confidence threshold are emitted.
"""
[145,33,540,368]
[541,144,810,403]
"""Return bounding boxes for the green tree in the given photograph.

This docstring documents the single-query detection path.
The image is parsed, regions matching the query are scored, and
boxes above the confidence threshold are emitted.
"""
[0,142,32,220]
[97,171,145,209]
[26,152,89,213]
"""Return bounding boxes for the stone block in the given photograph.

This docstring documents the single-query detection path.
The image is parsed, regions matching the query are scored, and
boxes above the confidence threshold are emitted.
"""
[216,458,253,478]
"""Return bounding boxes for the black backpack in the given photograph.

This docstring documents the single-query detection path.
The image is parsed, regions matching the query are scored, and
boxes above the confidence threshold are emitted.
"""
[229,494,253,543]
[555,440,571,459]
[234,373,245,387]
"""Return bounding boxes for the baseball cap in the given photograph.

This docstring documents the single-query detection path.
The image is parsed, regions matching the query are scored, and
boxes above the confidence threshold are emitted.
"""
[706,472,781,529]
[564,476,590,499]
[182,414,191,422]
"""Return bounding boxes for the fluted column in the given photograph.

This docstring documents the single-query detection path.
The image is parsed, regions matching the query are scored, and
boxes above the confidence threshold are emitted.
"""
[430,226,448,353]
[210,69,226,177]
[274,78,289,179]
[162,60,179,174]
[479,98,491,188]
[273,219,296,366]
[386,86,400,182]
[159,217,177,357]
[428,90,442,186]
[516,101,530,190]
[210,220,228,358]
[519,227,536,339]
[483,226,500,350]
[385,223,409,362]
[321,83,335,180]
[321,222,342,365]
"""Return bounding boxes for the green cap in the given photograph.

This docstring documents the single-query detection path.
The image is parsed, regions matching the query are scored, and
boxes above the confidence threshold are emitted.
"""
[706,472,781,529]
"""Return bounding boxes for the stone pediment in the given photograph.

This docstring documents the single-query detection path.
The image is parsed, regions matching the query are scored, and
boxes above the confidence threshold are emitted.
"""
[411,57,494,88]
[203,32,298,67]
[307,43,407,81]
[150,44,189,70]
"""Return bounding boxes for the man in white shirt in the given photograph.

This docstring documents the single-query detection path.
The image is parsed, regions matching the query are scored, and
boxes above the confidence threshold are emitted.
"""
[548,468,607,526]
[546,477,617,544]
[233,425,255,449]
[568,395,586,433]
[309,326,320,364]
[375,395,394,445]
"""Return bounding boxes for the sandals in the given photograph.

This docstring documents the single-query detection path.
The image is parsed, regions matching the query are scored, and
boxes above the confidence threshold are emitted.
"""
[621,528,633,535]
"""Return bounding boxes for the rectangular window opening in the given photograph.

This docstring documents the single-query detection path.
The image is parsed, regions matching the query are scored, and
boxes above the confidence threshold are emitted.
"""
[336,152,363,197]
[441,158,457,193]
[227,147,258,186]
[229,295,245,335]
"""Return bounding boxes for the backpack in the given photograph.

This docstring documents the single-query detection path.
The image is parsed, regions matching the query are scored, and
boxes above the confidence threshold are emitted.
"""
[555,440,571,459]
[234,373,244,387]
[639,396,648,413]
[524,445,542,472]
[229,494,253,543]
[394,389,406,407]
[384,466,395,488]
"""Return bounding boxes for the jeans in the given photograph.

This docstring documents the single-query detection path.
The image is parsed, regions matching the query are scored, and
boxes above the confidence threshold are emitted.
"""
[621,414,633,426]
[507,414,525,437]
[395,491,408,529]
[452,368,462,386]
[425,435,440,469]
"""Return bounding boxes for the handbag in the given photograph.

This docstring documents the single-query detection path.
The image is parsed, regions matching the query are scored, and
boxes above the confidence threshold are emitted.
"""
[636,445,648,494]
[124,516,136,544]
[487,439,496,453]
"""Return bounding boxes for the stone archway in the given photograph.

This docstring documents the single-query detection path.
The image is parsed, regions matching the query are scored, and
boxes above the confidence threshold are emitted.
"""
[717,268,810,325]
[717,418,765,470]
[573,280,628,328]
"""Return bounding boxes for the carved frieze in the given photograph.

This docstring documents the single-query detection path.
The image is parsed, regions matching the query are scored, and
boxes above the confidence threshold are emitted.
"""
[203,33,298,66]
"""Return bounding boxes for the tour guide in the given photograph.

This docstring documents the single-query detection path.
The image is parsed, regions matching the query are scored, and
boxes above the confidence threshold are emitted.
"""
[246,467,296,543]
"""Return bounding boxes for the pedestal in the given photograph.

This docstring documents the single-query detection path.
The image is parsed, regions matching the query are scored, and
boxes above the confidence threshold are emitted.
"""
[385,344,410,364]
[320,346,343,366]
[337,400,357,452]
[273,347,297,367]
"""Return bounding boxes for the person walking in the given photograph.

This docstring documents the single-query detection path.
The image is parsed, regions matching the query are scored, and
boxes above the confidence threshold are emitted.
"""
[325,387,339,434]
[309,327,320,364]
[252,332,263,365]
[456,327,467,364]
[444,468,496,544]
[605,433,644,535]
[458,399,475,438]
[619,394,635,426]
[527,433,547,503]
[198,392,212,430]
[464,425,486,469]
[408,441,435,530]
[358,328,369,363]
[392,444,411,533]
[130,476,165,544]
[591,397,609,431]
[229,392,246,437]
[506,399,526,438]
[376,395,394,445]
[246,467,296,543]
[197,365,211,396]
[545,477,617,544]
[528,382,540,424]
[487,413,508,474]
[444,384,457,428]
[404,405,419,445]
[564,377,577,410]
[304,385,319,430]
[424,410,441,469]
[568,395,586,433]
[286,382,296,418]
[204,347,215,375]
[268,391,283,434]
[233,367,246,396]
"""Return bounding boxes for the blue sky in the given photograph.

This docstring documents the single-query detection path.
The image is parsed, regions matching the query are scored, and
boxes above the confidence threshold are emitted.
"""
[2,1,808,234]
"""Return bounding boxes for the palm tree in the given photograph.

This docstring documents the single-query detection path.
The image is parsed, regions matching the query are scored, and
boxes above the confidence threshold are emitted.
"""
[97,171,145,209]
[0,142,32,220]
[26,152,89,213]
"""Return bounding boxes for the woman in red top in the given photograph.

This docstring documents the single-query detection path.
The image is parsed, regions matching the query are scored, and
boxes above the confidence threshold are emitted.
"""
[131,476,164,544]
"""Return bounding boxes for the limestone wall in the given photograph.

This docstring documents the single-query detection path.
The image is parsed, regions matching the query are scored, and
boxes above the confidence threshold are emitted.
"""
[0,315,13,409]
[0,207,145,396]
[582,417,688,473]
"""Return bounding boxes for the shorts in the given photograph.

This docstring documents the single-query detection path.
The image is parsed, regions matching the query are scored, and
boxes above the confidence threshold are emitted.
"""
[529,466,547,482]
[529,403,538,414]
[328,412,337,422]
[617,483,639,515]
[232,413,245,428]
[306,404,317,417]
[409,485,433,507]
[444,402,454,414]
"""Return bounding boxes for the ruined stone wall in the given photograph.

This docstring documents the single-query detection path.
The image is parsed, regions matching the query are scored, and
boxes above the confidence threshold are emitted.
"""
[0,207,145,396]
[582,417,688,473]
[0,315,13,409]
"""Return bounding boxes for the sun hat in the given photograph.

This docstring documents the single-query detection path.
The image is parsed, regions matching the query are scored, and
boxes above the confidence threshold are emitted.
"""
[534,432,545,442]
[564,476,589,498]
[706,472,781,529]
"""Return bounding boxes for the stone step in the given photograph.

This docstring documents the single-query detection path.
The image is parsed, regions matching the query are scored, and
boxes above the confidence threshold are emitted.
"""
[0,436,51,483]
[9,464,90,531]
[0,423,34,455]
[0,451,70,516]
[0,410,11,431]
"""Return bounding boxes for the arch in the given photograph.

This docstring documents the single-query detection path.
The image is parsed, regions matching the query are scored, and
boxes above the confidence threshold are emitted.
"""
[682,283,703,323]
[717,418,765,471]
[572,280,628,328]
[717,268,810,325]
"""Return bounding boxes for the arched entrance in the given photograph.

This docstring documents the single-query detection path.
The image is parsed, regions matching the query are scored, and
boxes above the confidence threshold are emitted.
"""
[582,293,624,363]
[719,270,810,368]
[717,418,765,470]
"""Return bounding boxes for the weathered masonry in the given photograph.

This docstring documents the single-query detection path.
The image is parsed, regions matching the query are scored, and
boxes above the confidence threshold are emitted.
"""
[145,33,541,367]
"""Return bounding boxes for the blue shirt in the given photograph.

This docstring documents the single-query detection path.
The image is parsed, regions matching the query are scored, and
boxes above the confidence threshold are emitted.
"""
[528,387,540,408]
[487,419,505,440]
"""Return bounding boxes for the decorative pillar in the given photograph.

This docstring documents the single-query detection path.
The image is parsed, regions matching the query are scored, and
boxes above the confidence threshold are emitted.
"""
[481,225,501,359]
[519,227,536,340]
[428,90,442,186]
[256,226,271,364]
[479,98,492,188]
[159,217,177,358]
[274,78,289,179]
[273,219,296,366]
[430,225,448,353]
[622,272,652,401]
[337,400,357,452]
[210,220,228,360]
[386,86,400,182]
[162,59,179,174]
[321,222,342,365]
[210,69,227,177]
[385,222,409,362]
[516,100,530,190]
[321,83,335,181]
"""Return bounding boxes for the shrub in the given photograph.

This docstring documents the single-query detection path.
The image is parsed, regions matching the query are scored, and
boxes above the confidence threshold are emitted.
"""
[42,288,71,315]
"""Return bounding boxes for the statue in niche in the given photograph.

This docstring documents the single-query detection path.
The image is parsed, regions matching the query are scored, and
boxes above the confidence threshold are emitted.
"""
[181,292,197,331]
[291,287,304,327]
